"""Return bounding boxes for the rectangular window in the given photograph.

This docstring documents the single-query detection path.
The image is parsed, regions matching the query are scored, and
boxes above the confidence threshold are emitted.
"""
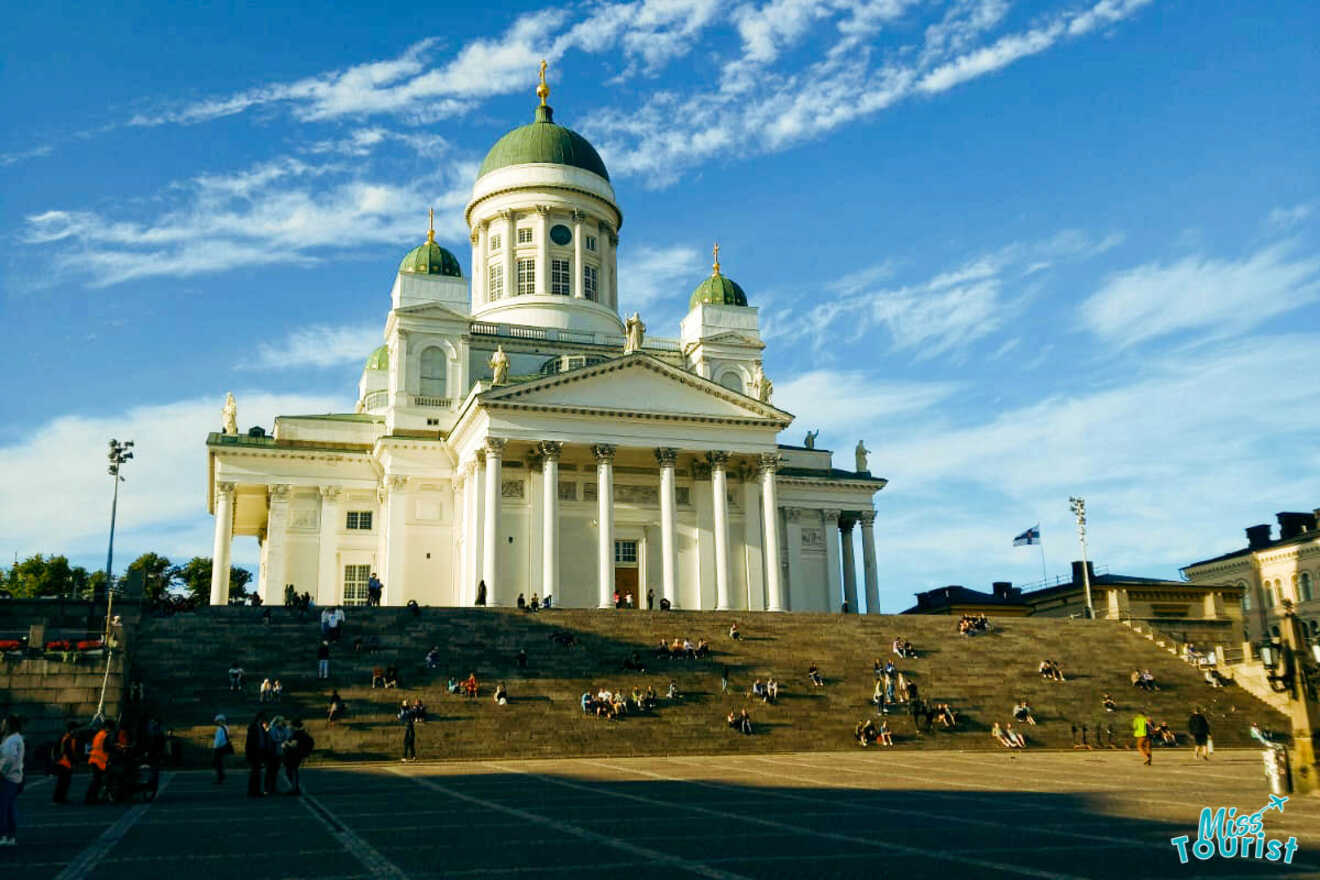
[343,564,370,606]
[583,264,598,301]
[585,235,597,252]
[517,258,536,295]
[517,227,533,244]
[487,263,503,299]
[345,510,373,530]
[614,541,638,564]
[551,258,571,295]
[489,233,502,252]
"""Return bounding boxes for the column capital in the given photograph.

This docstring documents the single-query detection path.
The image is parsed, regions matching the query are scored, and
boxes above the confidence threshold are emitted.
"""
[268,483,292,501]
[386,474,409,491]
[217,481,237,496]
[706,450,730,469]
[758,452,782,474]
[592,443,617,463]
[784,506,802,523]
[485,437,507,457]
[571,209,587,222]
[838,514,856,533]
[535,203,551,215]
[821,508,841,525]
[858,509,876,526]
[539,440,564,461]
[499,208,515,221]
[469,229,480,245]
[654,447,679,467]
[318,485,341,500]
[608,231,620,246]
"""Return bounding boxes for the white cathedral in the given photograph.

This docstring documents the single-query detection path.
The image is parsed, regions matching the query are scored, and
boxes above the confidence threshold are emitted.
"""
[206,68,886,613]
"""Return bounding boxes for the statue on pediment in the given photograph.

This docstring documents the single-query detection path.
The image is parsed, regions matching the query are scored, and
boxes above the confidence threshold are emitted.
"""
[222,392,238,436]
[804,429,818,449]
[750,362,773,402]
[489,346,509,385]
[624,312,646,354]
[855,440,871,473]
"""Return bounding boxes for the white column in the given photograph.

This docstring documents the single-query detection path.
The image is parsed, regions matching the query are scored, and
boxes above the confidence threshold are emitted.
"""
[535,205,550,295]
[572,211,585,299]
[316,486,342,606]
[839,516,858,613]
[784,507,803,610]
[383,475,409,606]
[608,230,619,309]
[710,451,732,611]
[482,438,505,605]
[458,468,473,602]
[540,442,562,602]
[656,447,678,609]
[502,210,515,300]
[595,444,616,608]
[822,509,844,612]
[389,330,409,409]
[860,509,880,614]
[210,481,235,605]
[264,485,291,604]
[759,454,785,612]
[470,228,482,306]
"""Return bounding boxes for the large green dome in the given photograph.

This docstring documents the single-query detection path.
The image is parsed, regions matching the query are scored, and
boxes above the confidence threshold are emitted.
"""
[364,345,388,371]
[690,273,748,309]
[399,236,462,277]
[478,104,610,182]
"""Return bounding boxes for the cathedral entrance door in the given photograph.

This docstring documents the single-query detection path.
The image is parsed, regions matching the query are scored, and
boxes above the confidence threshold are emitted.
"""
[615,567,639,609]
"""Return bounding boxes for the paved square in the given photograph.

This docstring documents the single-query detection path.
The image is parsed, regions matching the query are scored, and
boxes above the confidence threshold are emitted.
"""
[8,749,1320,879]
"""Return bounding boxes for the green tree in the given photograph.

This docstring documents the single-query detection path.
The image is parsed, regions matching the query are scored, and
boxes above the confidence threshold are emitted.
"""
[173,557,255,603]
[126,553,174,603]
[3,554,88,598]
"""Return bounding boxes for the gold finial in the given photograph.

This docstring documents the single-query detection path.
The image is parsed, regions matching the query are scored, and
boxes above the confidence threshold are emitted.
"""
[712,242,721,276]
[537,59,550,107]
[426,207,435,244]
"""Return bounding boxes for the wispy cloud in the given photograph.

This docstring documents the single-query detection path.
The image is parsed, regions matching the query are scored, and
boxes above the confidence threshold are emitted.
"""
[1268,202,1315,231]
[0,143,53,167]
[248,324,382,370]
[617,244,705,316]
[1080,240,1320,346]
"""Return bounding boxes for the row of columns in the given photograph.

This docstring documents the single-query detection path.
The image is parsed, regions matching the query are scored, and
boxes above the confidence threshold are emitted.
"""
[469,208,618,306]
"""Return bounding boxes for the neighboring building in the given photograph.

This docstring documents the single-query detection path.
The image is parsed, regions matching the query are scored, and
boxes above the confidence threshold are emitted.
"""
[903,561,1244,646]
[205,71,886,612]
[1183,510,1320,642]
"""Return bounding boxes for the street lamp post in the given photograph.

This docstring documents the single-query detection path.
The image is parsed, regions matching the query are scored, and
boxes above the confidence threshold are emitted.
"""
[1256,600,1320,795]
[97,439,133,721]
[1068,496,1095,620]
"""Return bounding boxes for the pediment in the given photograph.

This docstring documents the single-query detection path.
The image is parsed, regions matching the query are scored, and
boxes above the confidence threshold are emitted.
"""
[393,303,471,322]
[701,331,765,348]
[480,354,792,425]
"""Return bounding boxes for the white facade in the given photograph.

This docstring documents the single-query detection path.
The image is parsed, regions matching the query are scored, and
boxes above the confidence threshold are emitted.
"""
[206,93,885,611]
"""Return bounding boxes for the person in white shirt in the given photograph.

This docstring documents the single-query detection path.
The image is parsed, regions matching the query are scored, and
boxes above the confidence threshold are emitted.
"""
[0,714,25,846]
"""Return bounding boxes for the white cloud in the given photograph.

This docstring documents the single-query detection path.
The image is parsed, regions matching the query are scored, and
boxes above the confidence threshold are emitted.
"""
[1080,241,1320,346]
[616,244,705,314]
[775,370,960,441]
[0,143,53,167]
[0,393,345,570]
[248,324,382,370]
[1268,202,1315,231]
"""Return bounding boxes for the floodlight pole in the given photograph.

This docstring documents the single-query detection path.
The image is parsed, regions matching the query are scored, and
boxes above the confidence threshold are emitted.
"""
[97,439,133,721]
[1069,496,1094,620]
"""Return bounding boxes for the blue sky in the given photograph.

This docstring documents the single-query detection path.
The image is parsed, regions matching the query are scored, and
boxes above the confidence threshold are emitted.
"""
[2,0,1318,609]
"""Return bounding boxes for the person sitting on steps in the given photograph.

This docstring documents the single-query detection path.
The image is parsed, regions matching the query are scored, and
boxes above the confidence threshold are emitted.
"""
[371,666,385,688]
[808,664,824,687]
[493,683,508,706]
[383,665,400,689]
[462,673,478,698]
[327,691,346,726]
[728,622,741,640]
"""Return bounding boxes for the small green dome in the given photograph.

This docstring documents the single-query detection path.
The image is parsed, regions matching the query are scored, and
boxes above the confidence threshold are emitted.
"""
[478,105,610,182]
[690,273,748,309]
[365,345,388,371]
[399,236,462,277]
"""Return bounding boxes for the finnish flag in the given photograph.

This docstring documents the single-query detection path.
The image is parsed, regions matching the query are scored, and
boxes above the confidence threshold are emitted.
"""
[1013,525,1040,546]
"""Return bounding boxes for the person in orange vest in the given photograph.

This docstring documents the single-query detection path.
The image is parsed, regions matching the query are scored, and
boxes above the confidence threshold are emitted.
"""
[52,722,78,804]
[84,720,113,804]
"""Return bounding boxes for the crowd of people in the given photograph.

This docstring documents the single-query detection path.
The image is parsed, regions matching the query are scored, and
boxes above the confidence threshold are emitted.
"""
[957,614,990,636]
[653,637,712,660]
[582,684,661,718]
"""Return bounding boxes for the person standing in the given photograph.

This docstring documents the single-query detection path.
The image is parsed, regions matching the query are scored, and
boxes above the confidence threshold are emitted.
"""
[1188,708,1212,761]
[317,640,330,680]
[283,719,312,795]
[367,573,383,606]
[84,720,112,804]
[400,704,416,763]
[245,713,268,797]
[264,717,287,795]
[212,715,231,784]
[53,721,78,803]
[0,715,25,847]
[1132,711,1153,766]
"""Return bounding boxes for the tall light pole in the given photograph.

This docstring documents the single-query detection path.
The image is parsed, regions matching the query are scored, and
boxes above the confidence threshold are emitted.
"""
[97,439,132,722]
[1068,496,1095,620]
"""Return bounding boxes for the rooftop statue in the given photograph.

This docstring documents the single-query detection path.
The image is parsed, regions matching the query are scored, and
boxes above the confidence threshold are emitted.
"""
[624,312,646,354]
[489,346,510,385]
[855,440,871,473]
[804,429,818,449]
[751,363,773,403]
[222,393,238,436]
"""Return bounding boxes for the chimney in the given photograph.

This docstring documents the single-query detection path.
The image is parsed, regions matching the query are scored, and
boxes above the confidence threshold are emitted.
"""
[916,592,929,610]
[1070,560,1096,586]
[992,581,1013,599]
[1246,524,1272,549]
[1277,512,1316,541]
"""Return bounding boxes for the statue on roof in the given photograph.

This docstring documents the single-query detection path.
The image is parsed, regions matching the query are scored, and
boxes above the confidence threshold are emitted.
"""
[750,362,773,403]
[624,312,646,354]
[804,429,818,449]
[222,392,238,436]
[489,346,510,385]
[855,440,871,474]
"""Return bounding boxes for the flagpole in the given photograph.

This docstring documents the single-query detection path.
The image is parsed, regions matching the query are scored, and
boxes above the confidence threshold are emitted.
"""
[1038,534,1048,583]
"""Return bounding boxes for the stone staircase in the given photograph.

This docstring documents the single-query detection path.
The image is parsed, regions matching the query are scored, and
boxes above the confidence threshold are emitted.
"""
[129,607,1287,764]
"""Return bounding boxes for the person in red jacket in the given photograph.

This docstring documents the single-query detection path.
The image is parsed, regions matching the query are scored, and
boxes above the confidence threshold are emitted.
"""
[52,722,78,804]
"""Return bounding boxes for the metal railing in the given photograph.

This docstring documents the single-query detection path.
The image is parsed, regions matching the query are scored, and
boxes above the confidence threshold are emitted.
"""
[468,318,680,352]
[412,395,453,409]
[362,390,389,410]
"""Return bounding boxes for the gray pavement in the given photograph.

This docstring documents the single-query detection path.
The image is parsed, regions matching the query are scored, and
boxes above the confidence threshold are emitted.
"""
[6,749,1320,879]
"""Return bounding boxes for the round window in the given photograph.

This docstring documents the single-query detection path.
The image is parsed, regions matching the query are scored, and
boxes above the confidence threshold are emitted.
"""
[550,224,572,246]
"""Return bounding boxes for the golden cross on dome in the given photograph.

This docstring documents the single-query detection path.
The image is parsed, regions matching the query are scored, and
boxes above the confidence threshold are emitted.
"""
[712,242,721,276]
[426,207,435,243]
[537,59,550,106]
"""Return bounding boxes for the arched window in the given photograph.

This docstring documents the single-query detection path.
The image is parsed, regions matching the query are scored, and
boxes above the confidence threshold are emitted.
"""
[1241,582,1251,611]
[1263,581,1275,608]
[1276,579,1286,605]
[420,347,446,397]
[1301,572,1313,603]
[718,371,743,394]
